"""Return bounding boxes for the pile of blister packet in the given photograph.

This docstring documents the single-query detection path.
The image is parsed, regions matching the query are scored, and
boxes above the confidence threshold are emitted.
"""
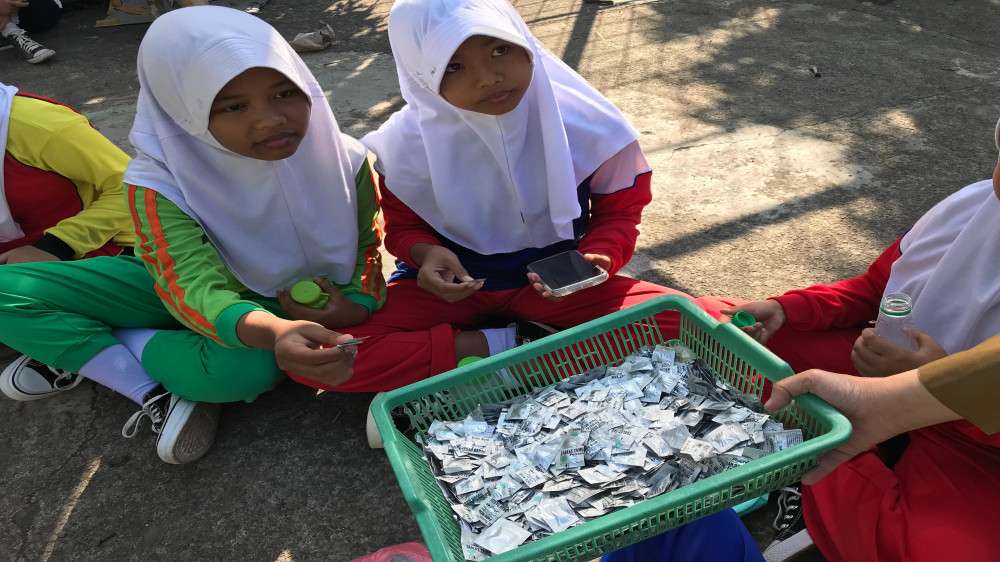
[416,343,804,560]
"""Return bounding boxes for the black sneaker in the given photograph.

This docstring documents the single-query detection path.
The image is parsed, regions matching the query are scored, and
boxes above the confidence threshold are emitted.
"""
[5,30,55,63]
[762,484,814,562]
[121,385,221,464]
[0,355,82,401]
[367,392,435,449]
[508,320,560,346]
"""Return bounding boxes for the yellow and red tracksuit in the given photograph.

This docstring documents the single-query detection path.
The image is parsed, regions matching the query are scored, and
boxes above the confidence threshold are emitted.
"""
[2,92,132,259]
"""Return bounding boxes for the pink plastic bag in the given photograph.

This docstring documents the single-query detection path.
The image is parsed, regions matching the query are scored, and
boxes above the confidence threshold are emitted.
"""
[348,542,432,562]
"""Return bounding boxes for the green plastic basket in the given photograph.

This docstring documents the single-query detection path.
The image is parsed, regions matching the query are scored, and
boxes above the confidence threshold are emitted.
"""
[373,295,851,561]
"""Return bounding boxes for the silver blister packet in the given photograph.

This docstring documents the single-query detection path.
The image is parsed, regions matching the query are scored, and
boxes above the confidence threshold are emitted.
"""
[679,437,716,462]
[461,524,491,561]
[417,342,807,561]
[474,518,532,555]
[512,464,549,488]
[472,497,507,527]
[765,428,804,452]
[495,475,526,501]
[525,497,580,533]
[506,401,535,421]
[454,474,486,495]
[704,423,752,453]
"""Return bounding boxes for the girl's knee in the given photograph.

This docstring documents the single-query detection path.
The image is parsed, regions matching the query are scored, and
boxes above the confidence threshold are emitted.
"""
[17,0,62,33]
[0,265,44,312]
[204,348,284,401]
[0,265,31,296]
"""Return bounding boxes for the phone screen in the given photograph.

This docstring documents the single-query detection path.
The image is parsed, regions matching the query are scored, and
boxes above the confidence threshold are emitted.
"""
[527,250,607,295]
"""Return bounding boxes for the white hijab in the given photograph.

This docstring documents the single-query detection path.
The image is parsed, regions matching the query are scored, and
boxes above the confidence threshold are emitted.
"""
[885,175,1000,354]
[362,0,642,255]
[124,6,367,295]
[0,82,25,243]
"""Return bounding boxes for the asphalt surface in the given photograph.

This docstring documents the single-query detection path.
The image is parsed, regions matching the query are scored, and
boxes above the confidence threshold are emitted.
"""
[2,0,999,560]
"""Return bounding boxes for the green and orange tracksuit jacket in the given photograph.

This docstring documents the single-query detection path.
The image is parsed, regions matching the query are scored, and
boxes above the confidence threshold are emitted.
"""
[126,161,385,348]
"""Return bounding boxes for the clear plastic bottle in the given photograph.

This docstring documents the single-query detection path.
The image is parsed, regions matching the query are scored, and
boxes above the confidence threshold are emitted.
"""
[874,292,918,351]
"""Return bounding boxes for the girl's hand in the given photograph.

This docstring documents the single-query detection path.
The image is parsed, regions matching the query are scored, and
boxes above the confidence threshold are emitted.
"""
[851,328,948,377]
[276,277,370,329]
[416,246,483,302]
[0,245,61,264]
[719,300,787,344]
[527,252,611,303]
[0,0,28,18]
[271,320,358,387]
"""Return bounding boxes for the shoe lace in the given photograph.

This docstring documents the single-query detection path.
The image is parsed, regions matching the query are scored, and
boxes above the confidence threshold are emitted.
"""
[9,31,39,50]
[121,391,171,438]
[51,371,77,390]
[26,359,77,389]
[772,485,802,532]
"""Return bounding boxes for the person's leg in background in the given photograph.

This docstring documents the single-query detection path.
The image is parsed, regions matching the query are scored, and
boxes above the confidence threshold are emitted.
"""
[15,0,59,31]
[804,421,1000,562]
[0,257,181,402]
[0,0,57,63]
[0,257,283,463]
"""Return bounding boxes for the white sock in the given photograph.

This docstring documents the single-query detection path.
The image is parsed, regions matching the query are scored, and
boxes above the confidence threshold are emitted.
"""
[2,22,21,37]
[77,343,160,405]
[112,327,160,360]
[481,327,517,356]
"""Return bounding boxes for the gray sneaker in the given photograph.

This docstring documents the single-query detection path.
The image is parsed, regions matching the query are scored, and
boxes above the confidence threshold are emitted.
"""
[5,30,55,63]
[122,386,221,464]
[0,355,82,401]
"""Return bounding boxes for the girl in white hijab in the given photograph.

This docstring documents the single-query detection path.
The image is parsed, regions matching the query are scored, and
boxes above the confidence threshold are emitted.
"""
[0,6,386,464]
[355,0,695,372]
[715,119,1000,561]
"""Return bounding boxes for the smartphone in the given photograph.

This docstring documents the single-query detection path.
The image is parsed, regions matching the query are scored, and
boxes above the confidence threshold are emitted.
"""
[527,250,608,297]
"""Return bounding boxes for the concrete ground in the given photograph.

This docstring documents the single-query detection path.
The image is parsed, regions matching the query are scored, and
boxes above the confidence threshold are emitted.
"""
[2,0,998,560]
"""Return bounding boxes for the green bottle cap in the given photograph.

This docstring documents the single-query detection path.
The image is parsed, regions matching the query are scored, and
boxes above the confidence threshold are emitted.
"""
[731,311,756,328]
[457,356,483,368]
[289,280,327,308]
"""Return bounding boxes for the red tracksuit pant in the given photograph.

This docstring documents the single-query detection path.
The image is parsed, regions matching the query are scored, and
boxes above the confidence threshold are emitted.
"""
[287,276,697,392]
[693,299,1000,562]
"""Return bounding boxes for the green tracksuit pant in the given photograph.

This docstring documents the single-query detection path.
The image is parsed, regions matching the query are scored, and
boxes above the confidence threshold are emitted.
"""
[0,256,285,402]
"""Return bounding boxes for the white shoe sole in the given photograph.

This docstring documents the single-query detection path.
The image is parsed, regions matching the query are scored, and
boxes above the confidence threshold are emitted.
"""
[0,355,82,401]
[762,528,814,562]
[156,398,221,464]
[0,355,33,400]
[26,48,55,63]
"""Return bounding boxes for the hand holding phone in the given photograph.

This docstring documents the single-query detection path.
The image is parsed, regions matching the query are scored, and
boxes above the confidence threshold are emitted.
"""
[527,250,608,299]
